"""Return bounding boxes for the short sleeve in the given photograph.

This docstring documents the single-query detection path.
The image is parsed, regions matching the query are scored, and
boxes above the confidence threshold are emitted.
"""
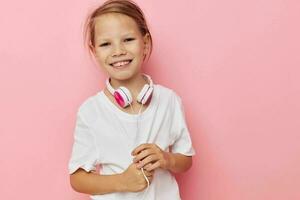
[170,93,196,156]
[68,111,98,174]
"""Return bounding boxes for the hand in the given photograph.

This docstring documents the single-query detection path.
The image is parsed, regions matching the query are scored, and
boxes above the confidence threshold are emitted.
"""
[120,162,154,192]
[131,143,172,172]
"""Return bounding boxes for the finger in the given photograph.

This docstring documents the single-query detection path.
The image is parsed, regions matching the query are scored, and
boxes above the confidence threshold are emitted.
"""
[133,149,154,163]
[143,168,154,176]
[144,163,152,171]
[131,143,152,156]
[144,163,154,172]
[143,162,157,173]
[137,154,158,169]
[145,161,161,171]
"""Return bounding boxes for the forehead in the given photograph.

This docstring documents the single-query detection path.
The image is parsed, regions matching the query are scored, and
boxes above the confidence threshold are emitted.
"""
[94,13,141,40]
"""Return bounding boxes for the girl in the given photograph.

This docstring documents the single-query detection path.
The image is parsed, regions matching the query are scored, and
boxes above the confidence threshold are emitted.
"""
[68,0,195,199]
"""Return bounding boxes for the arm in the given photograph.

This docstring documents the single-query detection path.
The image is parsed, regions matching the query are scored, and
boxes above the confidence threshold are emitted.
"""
[164,152,193,173]
[69,168,124,195]
[70,163,154,195]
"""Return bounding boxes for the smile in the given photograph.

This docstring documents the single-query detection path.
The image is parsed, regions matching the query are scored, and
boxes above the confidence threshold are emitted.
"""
[110,59,133,67]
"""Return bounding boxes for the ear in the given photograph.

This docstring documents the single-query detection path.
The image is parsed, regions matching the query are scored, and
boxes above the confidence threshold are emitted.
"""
[143,33,150,47]
[89,44,94,52]
[143,33,150,56]
[89,44,97,57]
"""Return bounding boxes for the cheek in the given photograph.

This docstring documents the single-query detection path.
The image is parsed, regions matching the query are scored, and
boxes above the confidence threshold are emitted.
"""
[129,43,144,56]
[95,50,109,64]
[126,39,143,50]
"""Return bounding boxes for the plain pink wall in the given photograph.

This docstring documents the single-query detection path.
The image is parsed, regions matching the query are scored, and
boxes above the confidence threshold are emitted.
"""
[1,0,299,199]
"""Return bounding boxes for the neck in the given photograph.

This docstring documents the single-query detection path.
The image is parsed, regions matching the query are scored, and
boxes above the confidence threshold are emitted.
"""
[109,73,148,98]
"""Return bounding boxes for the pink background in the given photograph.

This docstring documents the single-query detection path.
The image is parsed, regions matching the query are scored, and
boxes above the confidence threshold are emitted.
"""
[0,0,299,199]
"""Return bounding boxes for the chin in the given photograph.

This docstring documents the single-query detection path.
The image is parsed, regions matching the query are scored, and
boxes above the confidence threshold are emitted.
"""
[109,71,138,81]
[108,66,142,81]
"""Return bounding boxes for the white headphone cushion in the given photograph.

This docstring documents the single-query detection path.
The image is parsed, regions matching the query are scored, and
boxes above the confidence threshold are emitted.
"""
[137,84,150,103]
[141,86,153,104]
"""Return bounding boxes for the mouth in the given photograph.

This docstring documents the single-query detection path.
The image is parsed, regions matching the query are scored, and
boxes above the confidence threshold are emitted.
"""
[109,59,133,68]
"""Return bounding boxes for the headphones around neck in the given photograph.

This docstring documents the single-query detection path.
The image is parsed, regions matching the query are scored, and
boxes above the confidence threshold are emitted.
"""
[106,74,154,108]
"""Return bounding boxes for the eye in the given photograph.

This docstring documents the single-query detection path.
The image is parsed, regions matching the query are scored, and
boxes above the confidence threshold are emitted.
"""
[99,42,110,47]
[124,38,135,42]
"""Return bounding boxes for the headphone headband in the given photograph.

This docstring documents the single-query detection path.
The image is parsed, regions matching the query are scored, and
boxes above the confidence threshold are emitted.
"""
[105,74,154,108]
[106,73,153,95]
[106,78,116,96]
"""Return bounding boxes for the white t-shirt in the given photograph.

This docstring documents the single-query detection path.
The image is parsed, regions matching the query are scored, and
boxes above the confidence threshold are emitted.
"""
[68,84,195,200]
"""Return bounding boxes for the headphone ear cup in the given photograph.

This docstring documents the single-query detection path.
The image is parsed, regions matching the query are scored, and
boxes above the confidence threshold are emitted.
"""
[137,84,149,103]
[115,86,132,108]
[137,85,153,105]
[142,86,153,105]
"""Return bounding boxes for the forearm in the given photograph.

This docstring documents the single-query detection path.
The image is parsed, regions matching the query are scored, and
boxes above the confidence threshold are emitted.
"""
[70,168,126,195]
[165,152,193,173]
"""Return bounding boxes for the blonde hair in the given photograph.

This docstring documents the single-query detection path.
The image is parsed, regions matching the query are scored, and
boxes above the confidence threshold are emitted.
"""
[83,0,153,62]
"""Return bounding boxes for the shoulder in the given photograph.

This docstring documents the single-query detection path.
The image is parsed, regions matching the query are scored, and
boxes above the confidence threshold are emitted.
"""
[76,91,102,124]
[154,84,182,106]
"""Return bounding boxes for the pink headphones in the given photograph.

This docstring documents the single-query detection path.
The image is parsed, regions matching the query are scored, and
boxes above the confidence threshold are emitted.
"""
[106,74,154,108]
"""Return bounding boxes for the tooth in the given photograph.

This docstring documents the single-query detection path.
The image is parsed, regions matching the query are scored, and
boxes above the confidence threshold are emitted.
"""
[113,61,129,67]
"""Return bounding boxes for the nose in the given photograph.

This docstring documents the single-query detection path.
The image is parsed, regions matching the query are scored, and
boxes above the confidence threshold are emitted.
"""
[111,43,127,57]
